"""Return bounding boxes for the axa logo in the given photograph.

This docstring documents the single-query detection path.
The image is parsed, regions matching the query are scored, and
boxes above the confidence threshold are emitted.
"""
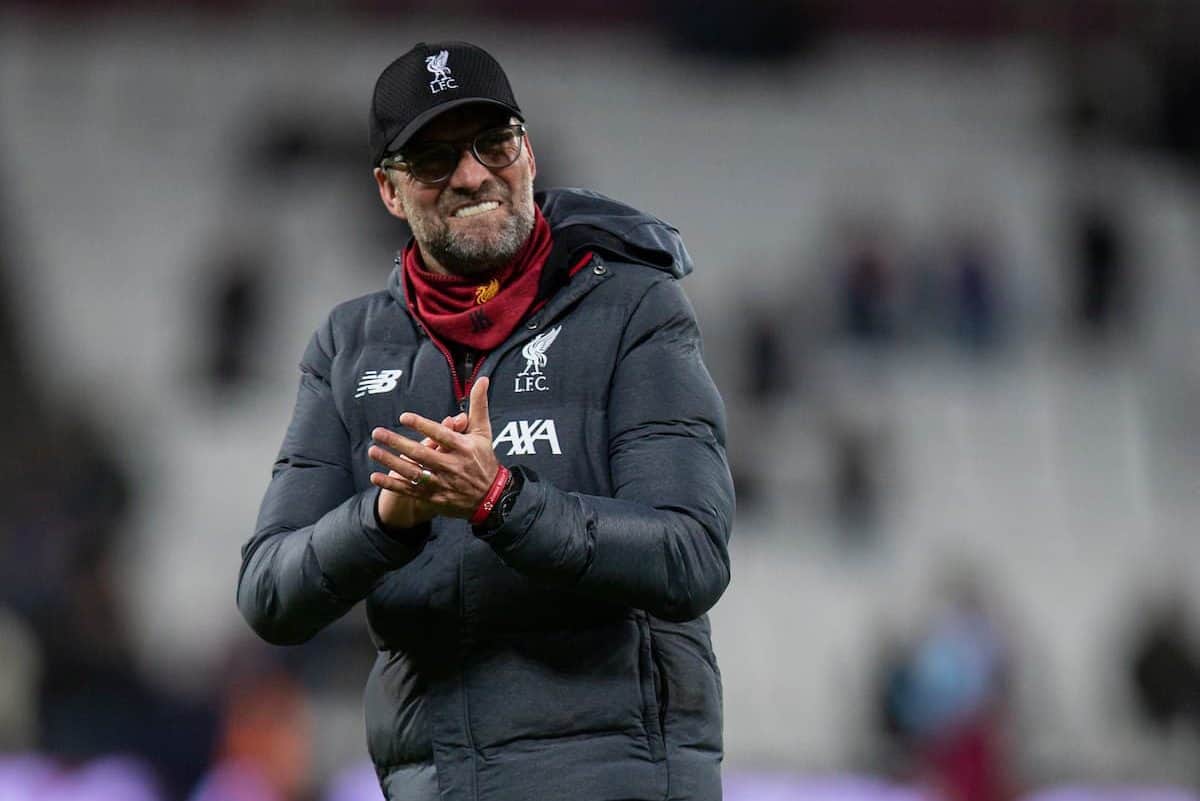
[515,325,561,393]
[354,369,403,398]
[425,50,458,94]
[492,419,562,456]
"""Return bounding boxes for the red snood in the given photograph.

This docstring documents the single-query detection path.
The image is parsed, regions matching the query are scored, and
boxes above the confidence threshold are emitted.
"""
[403,208,552,352]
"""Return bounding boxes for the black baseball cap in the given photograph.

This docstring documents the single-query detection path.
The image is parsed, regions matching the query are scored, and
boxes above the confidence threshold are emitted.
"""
[368,41,523,166]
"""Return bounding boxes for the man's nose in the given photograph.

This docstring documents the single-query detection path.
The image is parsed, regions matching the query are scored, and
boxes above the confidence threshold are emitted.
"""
[446,147,492,191]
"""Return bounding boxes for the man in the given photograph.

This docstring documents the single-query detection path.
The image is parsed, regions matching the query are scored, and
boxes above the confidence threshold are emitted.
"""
[237,40,734,801]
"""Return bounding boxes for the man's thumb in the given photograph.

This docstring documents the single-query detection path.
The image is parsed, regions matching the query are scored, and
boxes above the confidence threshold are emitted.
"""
[468,376,491,436]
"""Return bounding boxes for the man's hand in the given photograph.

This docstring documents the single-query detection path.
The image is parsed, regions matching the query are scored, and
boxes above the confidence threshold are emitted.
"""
[368,377,501,520]
[370,412,468,530]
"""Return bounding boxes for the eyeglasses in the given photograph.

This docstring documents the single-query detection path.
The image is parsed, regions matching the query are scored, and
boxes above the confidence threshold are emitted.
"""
[381,124,527,185]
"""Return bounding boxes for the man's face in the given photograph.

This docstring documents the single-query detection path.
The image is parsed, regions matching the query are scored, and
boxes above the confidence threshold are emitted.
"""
[375,105,537,278]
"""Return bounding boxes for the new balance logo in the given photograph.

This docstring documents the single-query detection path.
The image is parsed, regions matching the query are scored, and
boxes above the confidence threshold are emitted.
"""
[492,419,562,456]
[354,369,403,398]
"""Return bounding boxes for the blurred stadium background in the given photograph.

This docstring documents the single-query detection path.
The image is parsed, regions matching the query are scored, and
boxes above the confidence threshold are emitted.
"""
[2,0,1200,799]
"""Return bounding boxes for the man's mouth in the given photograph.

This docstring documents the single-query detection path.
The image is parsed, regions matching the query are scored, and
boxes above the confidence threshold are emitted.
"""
[452,201,501,218]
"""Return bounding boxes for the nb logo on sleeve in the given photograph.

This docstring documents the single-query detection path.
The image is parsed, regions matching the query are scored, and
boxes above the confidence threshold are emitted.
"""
[492,419,562,456]
[354,369,404,398]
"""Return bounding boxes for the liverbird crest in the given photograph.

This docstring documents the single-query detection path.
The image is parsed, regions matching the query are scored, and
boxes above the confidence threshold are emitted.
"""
[474,279,500,305]
[518,326,562,377]
[425,50,458,94]
[425,50,451,80]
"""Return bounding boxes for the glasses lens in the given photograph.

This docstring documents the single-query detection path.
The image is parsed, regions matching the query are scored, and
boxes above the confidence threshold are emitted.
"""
[405,144,459,183]
[396,126,525,184]
[473,127,523,169]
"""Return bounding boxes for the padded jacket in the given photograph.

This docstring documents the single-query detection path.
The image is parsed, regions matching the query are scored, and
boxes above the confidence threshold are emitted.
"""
[237,188,735,801]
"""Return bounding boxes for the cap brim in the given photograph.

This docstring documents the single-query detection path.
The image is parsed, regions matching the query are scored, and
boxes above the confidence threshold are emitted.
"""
[385,98,524,156]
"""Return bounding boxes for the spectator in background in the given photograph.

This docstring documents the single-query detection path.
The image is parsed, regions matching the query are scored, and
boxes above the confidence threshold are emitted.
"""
[200,247,268,393]
[1128,593,1200,735]
[730,300,798,513]
[1072,204,1132,341]
[830,421,881,545]
[877,568,1014,801]
[839,235,897,346]
[190,663,313,801]
[949,233,1002,354]
[901,225,1006,355]
[744,303,795,400]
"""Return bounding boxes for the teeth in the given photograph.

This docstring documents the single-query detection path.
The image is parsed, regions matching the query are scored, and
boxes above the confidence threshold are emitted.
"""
[454,201,499,218]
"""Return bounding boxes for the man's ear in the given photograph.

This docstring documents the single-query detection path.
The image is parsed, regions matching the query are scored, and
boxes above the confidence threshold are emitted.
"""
[373,167,408,221]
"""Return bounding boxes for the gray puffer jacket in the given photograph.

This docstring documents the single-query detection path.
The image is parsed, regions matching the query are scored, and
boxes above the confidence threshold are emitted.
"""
[238,188,734,801]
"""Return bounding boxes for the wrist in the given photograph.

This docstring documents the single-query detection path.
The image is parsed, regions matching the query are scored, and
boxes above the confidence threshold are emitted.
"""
[473,466,524,532]
[374,488,426,538]
[469,465,512,527]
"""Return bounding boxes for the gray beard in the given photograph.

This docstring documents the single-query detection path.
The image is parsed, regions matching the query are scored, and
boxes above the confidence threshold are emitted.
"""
[421,203,535,277]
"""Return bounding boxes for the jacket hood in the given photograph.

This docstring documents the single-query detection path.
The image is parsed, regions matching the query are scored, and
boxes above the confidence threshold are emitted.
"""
[537,187,693,279]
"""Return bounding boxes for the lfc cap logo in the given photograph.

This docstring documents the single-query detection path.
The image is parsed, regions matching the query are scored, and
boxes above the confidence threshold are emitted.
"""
[426,50,458,94]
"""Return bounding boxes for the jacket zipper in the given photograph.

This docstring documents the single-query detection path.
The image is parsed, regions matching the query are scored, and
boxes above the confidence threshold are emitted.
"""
[411,319,487,413]
[460,351,486,413]
[402,252,605,796]
[413,315,483,794]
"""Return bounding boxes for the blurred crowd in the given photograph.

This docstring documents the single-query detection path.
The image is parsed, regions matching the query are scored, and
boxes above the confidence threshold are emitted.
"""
[2,1,1200,800]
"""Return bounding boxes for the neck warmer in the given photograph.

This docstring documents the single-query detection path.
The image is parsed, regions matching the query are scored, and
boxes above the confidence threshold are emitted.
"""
[403,208,552,352]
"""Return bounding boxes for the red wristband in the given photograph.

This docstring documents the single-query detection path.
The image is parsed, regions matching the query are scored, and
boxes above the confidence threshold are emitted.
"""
[470,466,511,527]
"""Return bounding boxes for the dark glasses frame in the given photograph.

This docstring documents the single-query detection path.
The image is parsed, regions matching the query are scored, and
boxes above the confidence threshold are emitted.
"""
[380,123,528,185]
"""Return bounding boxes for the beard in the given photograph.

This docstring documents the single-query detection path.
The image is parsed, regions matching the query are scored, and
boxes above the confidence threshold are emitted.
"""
[404,177,536,278]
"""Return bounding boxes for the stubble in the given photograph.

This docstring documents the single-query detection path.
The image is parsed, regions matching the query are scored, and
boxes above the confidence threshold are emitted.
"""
[403,177,536,278]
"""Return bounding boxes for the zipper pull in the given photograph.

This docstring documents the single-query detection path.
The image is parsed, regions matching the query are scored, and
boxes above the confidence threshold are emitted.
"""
[460,351,478,406]
[459,351,483,414]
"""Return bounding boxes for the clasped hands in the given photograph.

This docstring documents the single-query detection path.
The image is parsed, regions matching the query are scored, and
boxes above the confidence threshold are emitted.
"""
[369,376,501,531]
